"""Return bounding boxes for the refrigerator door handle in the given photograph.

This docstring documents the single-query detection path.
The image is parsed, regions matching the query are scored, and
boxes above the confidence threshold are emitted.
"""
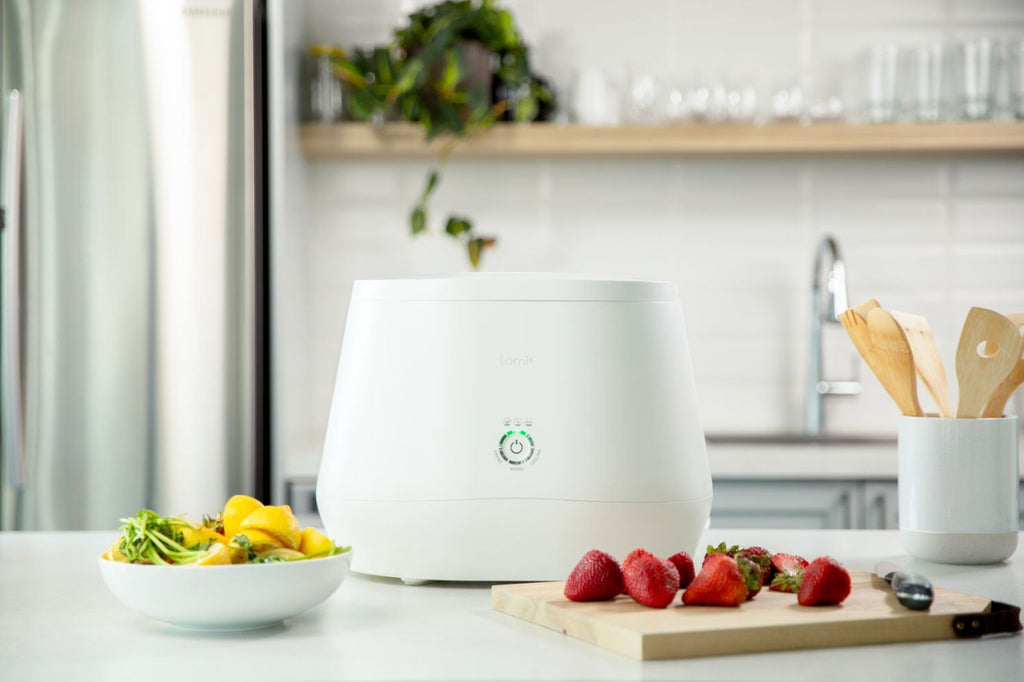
[2,89,25,489]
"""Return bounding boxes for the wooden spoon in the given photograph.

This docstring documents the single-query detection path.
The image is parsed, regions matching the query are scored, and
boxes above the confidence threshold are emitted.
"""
[866,308,924,417]
[955,307,1024,418]
[890,311,953,418]
[980,312,1024,418]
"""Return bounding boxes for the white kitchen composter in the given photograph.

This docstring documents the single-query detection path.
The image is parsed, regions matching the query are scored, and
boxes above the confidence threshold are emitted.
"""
[317,274,712,583]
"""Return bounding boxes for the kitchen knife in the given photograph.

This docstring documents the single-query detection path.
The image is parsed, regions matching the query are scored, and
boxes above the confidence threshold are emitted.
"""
[874,561,933,610]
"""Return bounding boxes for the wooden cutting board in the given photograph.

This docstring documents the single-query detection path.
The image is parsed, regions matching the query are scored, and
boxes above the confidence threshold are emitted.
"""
[491,571,1019,660]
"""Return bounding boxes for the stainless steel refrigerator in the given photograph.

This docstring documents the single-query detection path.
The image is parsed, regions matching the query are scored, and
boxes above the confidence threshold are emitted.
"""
[1,0,270,530]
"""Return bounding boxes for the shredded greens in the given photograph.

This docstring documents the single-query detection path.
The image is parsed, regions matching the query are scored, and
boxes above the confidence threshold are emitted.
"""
[117,510,211,565]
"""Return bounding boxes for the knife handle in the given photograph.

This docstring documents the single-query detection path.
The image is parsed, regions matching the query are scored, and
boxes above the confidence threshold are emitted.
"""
[890,570,933,610]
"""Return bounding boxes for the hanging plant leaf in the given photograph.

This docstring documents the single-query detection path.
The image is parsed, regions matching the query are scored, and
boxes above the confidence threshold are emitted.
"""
[411,207,427,235]
[466,235,497,269]
[445,216,471,236]
[467,237,482,268]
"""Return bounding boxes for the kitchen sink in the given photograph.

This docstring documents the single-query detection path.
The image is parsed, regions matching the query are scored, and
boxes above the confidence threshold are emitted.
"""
[704,433,896,446]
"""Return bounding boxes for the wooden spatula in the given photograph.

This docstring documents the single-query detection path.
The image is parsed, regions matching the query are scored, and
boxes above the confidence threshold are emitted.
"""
[980,312,1024,418]
[890,311,953,418]
[852,298,881,319]
[865,308,924,417]
[955,307,1024,418]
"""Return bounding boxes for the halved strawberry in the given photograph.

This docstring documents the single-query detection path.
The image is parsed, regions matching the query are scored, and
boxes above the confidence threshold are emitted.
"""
[769,552,809,592]
[564,550,624,602]
[682,554,758,607]
[623,554,680,608]
[667,551,695,589]
[797,556,851,606]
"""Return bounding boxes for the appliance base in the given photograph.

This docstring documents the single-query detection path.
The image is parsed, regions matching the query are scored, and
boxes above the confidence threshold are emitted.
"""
[327,498,712,582]
[901,529,1018,564]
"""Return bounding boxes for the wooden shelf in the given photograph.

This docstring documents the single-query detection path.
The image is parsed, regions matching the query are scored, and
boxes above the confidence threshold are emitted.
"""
[300,121,1024,159]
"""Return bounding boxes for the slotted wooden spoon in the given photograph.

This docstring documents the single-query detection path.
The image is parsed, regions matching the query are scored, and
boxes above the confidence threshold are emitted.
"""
[865,308,924,417]
[890,310,953,418]
[980,312,1024,418]
[955,307,1024,418]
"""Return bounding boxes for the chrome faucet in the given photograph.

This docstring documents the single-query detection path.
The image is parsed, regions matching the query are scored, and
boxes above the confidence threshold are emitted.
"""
[806,235,860,435]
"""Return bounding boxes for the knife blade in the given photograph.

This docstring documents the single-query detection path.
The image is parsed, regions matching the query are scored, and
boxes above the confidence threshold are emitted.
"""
[874,561,933,610]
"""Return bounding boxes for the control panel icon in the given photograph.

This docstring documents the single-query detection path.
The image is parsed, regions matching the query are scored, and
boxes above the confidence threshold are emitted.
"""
[498,430,535,465]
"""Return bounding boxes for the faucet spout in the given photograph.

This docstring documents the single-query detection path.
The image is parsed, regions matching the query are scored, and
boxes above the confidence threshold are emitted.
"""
[812,235,848,323]
[806,234,859,435]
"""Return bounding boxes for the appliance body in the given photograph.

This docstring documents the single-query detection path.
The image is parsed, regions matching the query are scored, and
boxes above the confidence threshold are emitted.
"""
[0,0,270,529]
[317,275,712,582]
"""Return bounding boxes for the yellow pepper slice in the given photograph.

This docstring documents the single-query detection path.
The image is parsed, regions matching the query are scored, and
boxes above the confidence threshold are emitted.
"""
[239,505,301,550]
[298,527,334,557]
[193,542,232,566]
[223,494,263,539]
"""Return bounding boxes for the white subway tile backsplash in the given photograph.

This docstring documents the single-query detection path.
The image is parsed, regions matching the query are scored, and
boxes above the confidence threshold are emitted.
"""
[949,0,1024,23]
[813,198,949,244]
[431,160,547,204]
[309,160,405,204]
[696,380,804,433]
[951,245,1024,290]
[306,0,402,26]
[826,379,903,435]
[842,244,948,292]
[681,290,805,336]
[811,0,947,27]
[952,159,1024,196]
[689,334,805,382]
[675,160,805,202]
[952,199,1024,242]
[548,160,677,204]
[810,158,949,198]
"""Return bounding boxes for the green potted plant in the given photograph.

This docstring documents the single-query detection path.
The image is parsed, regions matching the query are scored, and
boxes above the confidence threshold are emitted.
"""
[332,0,550,267]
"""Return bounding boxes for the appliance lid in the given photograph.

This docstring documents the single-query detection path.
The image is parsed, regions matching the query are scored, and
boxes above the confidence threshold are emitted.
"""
[350,273,679,302]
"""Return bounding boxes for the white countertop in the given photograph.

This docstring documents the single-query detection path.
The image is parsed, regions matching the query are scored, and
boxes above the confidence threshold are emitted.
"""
[1,530,1021,681]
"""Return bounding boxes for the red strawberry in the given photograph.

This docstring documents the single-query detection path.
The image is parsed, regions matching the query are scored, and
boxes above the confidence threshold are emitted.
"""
[768,552,808,592]
[797,557,851,606]
[682,554,758,607]
[702,541,739,566]
[623,554,680,608]
[622,548,655,573]
[667,551,695,589]
[564,550,624,602]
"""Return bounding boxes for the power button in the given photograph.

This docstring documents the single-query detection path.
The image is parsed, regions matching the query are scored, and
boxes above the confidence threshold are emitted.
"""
[498,430,535,465]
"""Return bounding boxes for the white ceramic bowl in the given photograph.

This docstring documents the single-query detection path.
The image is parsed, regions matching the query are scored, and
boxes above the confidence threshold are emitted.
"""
[98,551,352,631]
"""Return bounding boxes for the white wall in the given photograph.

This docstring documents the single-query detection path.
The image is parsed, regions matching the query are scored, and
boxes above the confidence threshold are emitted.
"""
[280,0,1024,471]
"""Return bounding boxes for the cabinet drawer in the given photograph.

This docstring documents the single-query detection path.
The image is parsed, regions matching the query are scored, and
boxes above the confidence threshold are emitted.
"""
[709,481,860,530]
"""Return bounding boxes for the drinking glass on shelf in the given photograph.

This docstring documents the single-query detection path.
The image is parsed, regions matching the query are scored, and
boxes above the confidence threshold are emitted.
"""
[864,43,900,122]
[1008,39,1024,120]
[770,84,804,122]
[948,38,1000,120]
[570,68,616,125]
[903,43,944,122]
[727,83,758,123]
[625,73,662,125]
[663,83,690,123]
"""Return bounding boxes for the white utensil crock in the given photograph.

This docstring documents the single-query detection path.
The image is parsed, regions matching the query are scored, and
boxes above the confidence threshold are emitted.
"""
[899,416,1019,564]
